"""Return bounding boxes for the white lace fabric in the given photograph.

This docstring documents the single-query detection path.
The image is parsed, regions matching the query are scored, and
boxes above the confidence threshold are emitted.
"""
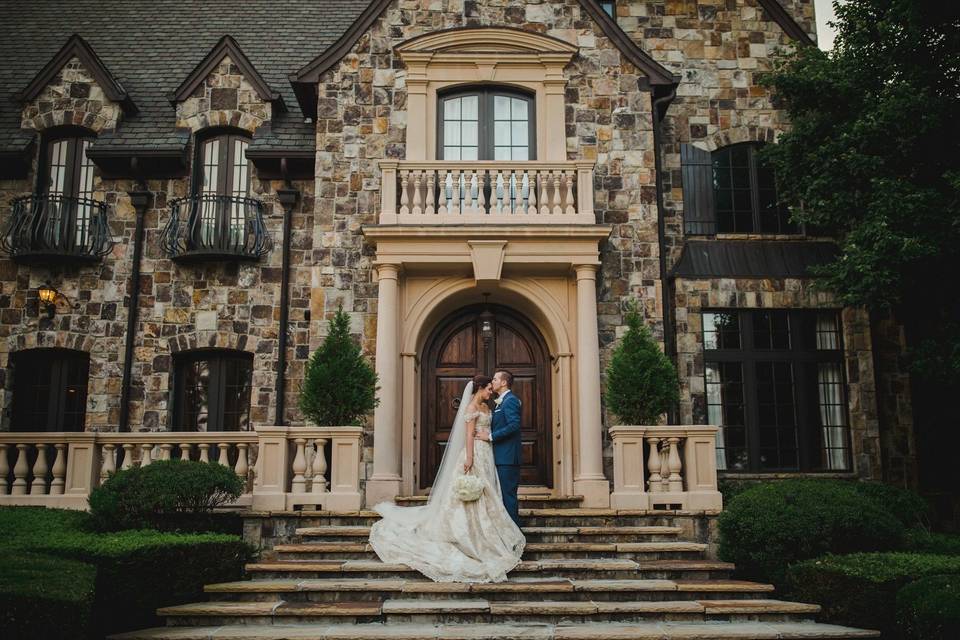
[369,409,526,583]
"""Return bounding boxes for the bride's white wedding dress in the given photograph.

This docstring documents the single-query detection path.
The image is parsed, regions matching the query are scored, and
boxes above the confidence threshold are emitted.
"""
[369,384,525,583]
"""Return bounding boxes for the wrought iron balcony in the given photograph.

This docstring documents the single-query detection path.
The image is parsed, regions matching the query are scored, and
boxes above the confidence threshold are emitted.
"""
[0,194,114,263]
[161,194,272,262]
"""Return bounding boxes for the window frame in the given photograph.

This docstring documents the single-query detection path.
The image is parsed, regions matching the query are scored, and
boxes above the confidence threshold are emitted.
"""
[9,348,90,432]
[703,309,852,473]
[437,87,537,161]
[711,142,797,235]
[191,128,252,199]
[170,348,254,432]
[36,126,97,200]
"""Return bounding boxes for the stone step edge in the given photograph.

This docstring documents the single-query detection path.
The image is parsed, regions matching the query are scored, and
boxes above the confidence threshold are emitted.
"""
[244,559,736,573]
[109,621,882,640]
[244,508,722,518]
[294,525,686,537]
[395,495,584,503]
[206,578,775,594]
[157,598,820,618]
[271,542,708,553]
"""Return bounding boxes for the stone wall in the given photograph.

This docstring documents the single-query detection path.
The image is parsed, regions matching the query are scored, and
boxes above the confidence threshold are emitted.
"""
[0,51,313,433]
[20,56,123,134]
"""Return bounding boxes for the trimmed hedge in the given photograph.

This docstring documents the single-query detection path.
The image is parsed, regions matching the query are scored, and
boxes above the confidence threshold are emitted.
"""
[787,552,960,636]
[905,530,960,555]
[89,459,244,532]
[896,574,960,640]
[0,506,254,638]
[717,479,925,584]
[0,551,95,640]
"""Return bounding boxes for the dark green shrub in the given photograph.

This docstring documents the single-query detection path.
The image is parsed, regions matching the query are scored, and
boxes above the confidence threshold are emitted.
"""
[0,551,95,640]
[0,506,254,639]
[896,575,960,640]
[89,459,243,531]
[852,481,929,528]
[299,303,379,426]
[718,479,910,584]
[605,304,679,424]
[905,530,960,555]
[787,552,960,636]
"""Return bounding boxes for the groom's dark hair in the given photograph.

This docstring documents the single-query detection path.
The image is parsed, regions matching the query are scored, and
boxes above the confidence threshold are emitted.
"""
[495,369,514,388]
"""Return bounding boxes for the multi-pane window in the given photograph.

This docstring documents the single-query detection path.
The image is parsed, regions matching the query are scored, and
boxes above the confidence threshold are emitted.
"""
[703,310,851,472]
[439,88,535,161]
[42,132,97,247]
[10,349,89,432]
[194,132,251,248]
[172,350,253,432]
[712,144,796,234]
[681,142,798,235]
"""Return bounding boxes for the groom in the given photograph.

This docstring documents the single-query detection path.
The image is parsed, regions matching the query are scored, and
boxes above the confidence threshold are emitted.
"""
[481,369,522,527]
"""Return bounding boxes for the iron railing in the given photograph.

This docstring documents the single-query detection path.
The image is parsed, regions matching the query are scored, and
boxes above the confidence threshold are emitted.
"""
[0,194,113,262]
[161,194,272,261]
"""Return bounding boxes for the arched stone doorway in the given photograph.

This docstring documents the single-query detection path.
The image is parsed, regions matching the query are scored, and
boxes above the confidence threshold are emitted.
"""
[420,304,553,490]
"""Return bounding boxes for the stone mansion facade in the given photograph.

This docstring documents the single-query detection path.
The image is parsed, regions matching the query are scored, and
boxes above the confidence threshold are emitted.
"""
[0,0,916,509]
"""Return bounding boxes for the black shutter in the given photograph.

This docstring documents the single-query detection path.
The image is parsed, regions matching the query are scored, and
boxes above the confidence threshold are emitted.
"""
[681,143,716,235]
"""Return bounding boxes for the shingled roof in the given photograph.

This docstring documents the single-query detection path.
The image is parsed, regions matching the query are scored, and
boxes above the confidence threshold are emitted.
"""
[0,0,367,158]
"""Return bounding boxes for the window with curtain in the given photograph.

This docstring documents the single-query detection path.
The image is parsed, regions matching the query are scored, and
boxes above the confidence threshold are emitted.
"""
[193,131,251,248]
[41,130,97,248]
[681,142,798,235]
[10,348,90,432]
[172,350,253,432]
[703,309,851,472]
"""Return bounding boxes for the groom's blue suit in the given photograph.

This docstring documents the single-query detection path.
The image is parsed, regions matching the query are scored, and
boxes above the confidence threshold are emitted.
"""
[491,390,522,527]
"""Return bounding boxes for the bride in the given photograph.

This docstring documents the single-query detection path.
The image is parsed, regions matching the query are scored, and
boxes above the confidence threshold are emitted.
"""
[369,375,525,582]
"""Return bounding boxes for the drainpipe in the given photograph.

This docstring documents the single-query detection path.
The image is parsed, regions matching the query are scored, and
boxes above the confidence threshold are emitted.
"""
[275,165,299,427]
[651,84,679,424]
[119,170,151,432]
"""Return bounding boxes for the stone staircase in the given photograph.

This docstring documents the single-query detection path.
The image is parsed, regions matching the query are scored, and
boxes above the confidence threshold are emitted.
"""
[111,496,879,639]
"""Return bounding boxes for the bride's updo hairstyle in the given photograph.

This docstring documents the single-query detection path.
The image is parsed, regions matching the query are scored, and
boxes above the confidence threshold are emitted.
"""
[472,374,492,391]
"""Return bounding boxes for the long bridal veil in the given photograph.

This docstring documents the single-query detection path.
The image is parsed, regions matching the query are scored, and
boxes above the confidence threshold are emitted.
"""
[372,381,474,526]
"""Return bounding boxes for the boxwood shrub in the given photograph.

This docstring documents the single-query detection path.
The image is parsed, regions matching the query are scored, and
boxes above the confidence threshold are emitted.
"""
[0,506,254,638]
[0,551,95,640]
[787,552,960,636]
[717,479,924,584]
[89,459,244,532]
[896,574,960,640]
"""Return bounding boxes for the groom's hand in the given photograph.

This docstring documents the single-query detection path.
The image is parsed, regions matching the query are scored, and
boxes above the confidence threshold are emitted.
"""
[475,432,491,442]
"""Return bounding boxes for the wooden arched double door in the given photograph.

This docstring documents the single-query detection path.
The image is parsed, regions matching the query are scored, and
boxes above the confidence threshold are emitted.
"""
[420,304,553,490]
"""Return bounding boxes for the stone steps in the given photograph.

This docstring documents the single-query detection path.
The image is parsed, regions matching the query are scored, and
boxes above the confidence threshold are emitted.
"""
[395,494,585,510]
[110,621,881,640]
[203,577,776,603]
[244,558,737,581]
[294,524,687,544]
[156,597,822,626]
[267,540,708,561]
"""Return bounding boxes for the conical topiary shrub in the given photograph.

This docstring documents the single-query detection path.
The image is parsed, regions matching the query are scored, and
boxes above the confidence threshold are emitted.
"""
[605,304,680,425]
[299,304,379,426]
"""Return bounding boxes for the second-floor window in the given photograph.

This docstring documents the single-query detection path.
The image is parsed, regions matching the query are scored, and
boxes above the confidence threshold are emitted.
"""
[439,88,535,161]
[41,130,98,248]
[682,142,797,235]
[194,131,251,247]
[172,349,253,432]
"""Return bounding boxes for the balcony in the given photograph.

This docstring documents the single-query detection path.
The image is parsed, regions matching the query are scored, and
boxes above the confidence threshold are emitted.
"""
[161,194,272,262]
[0,195,113,263]
[379,161,596,225]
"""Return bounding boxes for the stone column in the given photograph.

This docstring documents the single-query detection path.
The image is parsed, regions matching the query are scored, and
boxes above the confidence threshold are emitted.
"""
[574,264,610,507]
[366,263,403,506]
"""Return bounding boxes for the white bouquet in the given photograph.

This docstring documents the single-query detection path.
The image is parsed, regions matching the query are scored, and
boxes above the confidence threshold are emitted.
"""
[454,472,485,502]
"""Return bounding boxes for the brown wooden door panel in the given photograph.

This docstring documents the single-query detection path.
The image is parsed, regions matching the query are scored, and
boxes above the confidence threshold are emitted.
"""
[421,304,552,489]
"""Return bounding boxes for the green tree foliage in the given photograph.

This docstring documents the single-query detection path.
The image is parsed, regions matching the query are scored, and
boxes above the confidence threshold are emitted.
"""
[299,305,379,426]
[605,305,680,424]
[760,0,960,379]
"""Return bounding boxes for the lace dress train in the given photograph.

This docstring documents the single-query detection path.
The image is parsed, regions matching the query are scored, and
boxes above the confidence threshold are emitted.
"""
[369,410,525,582]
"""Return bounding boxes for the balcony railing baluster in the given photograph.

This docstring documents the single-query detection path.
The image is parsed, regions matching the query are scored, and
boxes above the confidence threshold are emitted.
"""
[0,195,113,262]
[160,194,272,262]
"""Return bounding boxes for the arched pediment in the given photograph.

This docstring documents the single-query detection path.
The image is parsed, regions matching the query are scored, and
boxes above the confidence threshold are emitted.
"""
[396,27,578,57]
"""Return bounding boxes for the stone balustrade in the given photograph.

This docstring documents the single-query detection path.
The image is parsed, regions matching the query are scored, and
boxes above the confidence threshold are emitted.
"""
[379,160,596,225]
[609,425,724,511]
[0,426,363,512]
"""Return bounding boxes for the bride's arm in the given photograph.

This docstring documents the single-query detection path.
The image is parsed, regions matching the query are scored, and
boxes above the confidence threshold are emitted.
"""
[464,407,477,472]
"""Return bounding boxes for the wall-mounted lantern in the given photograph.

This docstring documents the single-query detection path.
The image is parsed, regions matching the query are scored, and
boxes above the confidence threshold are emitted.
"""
[37,283,63,319]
